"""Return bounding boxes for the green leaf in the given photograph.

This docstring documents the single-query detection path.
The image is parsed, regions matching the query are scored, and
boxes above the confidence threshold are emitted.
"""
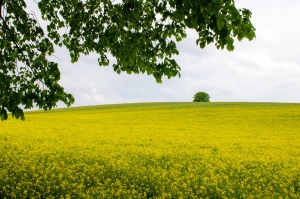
[226,44,234,51]
[217,16,224,30]
[200,42,206,49]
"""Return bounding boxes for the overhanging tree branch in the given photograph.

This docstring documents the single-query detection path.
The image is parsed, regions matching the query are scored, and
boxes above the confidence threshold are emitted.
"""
[0,14,45,85]
[1,0,255,121]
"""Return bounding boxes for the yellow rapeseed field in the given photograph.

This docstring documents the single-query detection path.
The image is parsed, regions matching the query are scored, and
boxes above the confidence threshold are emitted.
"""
[1,102,300,198]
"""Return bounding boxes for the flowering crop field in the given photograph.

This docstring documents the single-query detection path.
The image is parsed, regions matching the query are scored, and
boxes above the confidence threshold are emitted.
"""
[1,102,300,198]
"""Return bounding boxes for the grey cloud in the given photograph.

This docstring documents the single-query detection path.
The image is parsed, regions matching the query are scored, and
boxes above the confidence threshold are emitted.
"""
[25,0,300,107]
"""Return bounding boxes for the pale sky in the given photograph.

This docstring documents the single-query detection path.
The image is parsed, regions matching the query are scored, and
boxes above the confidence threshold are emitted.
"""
[28,0,300,107]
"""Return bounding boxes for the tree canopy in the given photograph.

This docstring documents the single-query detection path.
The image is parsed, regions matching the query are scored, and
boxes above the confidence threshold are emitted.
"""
[193,92,210,102]
[0,0,255,120]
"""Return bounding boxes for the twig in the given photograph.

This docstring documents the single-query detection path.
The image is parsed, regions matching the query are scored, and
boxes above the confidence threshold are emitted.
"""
[51,54,62,61]
[0,14,45,85]
[0,0,3,17]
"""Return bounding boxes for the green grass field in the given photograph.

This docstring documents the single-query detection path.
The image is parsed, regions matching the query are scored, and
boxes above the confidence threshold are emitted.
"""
[1,102,300,198]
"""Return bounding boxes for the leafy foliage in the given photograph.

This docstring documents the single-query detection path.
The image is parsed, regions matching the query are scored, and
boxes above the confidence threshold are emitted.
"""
[193,91,210,102]
[0,0,255,120]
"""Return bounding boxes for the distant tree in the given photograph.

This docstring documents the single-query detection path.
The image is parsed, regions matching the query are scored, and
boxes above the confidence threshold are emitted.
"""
[0,0,255,120]
[193,92,210,102]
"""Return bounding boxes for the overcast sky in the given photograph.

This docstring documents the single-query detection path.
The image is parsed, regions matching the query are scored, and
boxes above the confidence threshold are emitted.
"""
[29,0,300,107]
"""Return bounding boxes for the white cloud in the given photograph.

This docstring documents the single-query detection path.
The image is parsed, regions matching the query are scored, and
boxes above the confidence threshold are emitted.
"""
[25,0,300,106]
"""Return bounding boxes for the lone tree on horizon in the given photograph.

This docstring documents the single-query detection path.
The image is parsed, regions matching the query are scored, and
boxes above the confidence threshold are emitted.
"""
[193,92,210,102]
[0,0,255,120]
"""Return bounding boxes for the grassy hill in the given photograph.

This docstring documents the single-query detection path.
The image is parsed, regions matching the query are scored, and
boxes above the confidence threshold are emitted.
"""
[1,102,300,198]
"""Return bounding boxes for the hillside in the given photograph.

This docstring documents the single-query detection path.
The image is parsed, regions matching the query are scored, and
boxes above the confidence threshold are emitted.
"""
[1,102,300,198]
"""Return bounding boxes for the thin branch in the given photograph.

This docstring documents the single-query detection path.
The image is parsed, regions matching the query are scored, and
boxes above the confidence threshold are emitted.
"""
[128,8,150,34]
[7,1,35,39]
[0,0,3,17]
[51,54,62,61]
[0,1,5,59]
[29,10,42,28]
[9,1,64,63]
[0,14,45,85]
